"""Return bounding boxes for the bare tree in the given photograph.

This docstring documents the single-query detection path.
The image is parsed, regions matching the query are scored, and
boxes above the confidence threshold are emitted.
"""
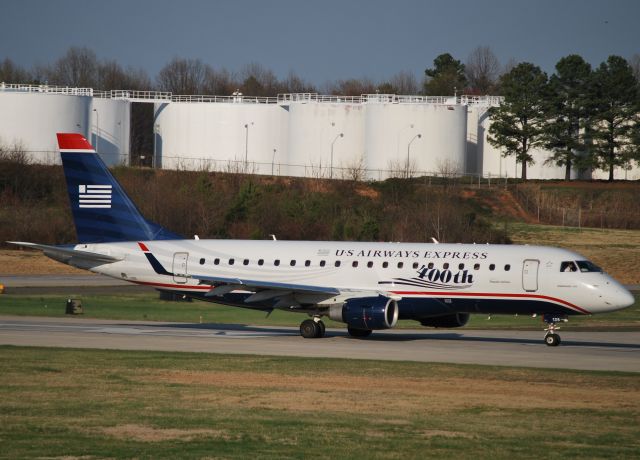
[157,57,209,94]
[239,62,281,96]
[324,78,377,96]
[281,71,316,94]
[49,47,98,87]
[340,155,367,181]
[203,67,238,95]
[0,58,30,83]
[629,53,640,83]
[465,46,501,94]
[389,71,419,94]
[98,60,151,91]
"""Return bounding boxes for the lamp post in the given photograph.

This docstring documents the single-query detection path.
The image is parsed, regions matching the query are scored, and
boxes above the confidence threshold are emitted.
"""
[407,133,422,178]
[244,122,253,171]
[330,133,344,179]
[92,108,99,152]
[272,148,277,176]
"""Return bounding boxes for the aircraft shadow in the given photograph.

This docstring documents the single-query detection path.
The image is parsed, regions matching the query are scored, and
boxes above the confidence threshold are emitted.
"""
[141,322,640,349]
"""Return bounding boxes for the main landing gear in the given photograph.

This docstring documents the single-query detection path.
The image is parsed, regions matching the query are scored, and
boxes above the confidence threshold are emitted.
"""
[300,318,325,338]
[543,313,568,347]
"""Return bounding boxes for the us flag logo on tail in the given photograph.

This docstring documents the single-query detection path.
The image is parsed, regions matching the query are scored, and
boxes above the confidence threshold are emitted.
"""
[78,184,112,208]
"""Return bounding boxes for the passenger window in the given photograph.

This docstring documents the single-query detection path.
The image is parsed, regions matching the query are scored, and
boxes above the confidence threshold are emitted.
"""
[397,262,404,268]
[413,262,419,269]
[258,259,264,266]
[504,264,510,271]
[243,259,249,266]
[274,259,280,266]
[320,260,326,267]
[305,260,310,267]
[352,261,358,268]
[489,264,495,271]
[443,263,449,269]
[229,259,235,265]
[560,261,578,272]
[474,263,480,270]
[367,261,373,268]
[290,260,296,266]
[199,258,205,265]
[335,261,341,267]
[458,263,464,270]
[382,261,388,268]
[214,258,220,265]
[428,262,434,269]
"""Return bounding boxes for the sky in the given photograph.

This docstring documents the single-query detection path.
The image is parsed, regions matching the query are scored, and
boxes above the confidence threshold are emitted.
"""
[1,0,639,87]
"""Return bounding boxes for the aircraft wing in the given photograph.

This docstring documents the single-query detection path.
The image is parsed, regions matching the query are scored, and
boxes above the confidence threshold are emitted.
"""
[7,241,123,264]
[191,273,339,300]
[191,273,398,306]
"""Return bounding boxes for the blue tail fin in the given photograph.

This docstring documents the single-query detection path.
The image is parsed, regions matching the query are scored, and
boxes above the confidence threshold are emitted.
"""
[57,133,182,243]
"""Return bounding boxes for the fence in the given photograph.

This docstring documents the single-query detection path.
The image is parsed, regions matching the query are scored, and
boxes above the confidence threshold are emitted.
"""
[8,150,515,185]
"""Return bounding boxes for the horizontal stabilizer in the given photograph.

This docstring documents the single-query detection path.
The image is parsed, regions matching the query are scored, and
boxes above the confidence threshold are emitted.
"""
[7,241,123,264]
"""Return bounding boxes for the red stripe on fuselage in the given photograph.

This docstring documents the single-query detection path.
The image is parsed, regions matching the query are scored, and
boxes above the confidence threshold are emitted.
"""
[390,290,590,314]
[138,242,150,252]
[131,280,212,290]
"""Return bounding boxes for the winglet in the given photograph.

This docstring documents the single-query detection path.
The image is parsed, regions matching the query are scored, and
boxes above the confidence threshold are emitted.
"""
[56,133,95,151]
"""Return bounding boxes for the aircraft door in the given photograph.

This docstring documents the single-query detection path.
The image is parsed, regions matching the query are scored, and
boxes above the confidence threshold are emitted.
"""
[522,259,539,292]
[172,252,189,284]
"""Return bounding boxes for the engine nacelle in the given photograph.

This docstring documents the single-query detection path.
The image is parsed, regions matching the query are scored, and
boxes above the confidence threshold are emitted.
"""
[420,313,470,328]
[329,296,399,330]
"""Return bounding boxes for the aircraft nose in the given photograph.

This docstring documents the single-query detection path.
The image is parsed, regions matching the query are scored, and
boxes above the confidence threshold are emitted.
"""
[617,288,636,309]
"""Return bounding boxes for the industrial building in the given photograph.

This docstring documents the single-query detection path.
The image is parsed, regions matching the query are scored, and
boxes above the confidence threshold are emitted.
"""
[0,83,637,180]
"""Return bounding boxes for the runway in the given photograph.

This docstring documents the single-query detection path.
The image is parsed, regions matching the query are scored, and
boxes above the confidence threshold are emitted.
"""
[0,315,638,372]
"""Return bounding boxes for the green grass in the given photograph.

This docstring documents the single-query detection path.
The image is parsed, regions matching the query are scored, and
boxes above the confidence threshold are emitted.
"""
[1,292,638,331]
[1,346,639,459]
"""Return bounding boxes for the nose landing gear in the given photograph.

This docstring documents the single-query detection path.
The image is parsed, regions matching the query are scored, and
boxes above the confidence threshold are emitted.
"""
[543,314,568,346]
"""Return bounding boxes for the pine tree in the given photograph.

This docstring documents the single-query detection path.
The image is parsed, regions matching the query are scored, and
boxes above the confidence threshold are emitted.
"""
[589,56,639,181]
[487,63,548,180]
[543,55,593,180]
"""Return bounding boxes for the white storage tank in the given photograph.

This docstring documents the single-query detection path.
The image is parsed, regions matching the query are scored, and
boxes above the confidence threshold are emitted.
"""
[90,98,131,166]
[285,102,364,178]
[0,91,90,164]
[364,103,467,180]
[0,89,130,166]
[154,101,288,174]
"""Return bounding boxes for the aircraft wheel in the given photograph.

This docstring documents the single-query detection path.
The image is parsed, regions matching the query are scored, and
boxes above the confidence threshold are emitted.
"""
[315,320,326,338]
[544,333,561,347]
[347,327,372,338]
[300,319,319,339]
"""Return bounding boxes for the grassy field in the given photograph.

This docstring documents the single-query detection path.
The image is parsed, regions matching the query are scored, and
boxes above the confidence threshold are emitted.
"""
[1,346,639,459]
[1,292,638,331]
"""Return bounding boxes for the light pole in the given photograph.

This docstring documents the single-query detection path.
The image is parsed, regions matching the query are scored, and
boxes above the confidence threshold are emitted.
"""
[407,133,422,178]
[330,133,344,179]
[244,122,253,171]
[92,108,99,152]
[272,148,277,176]
[397,123,414,157]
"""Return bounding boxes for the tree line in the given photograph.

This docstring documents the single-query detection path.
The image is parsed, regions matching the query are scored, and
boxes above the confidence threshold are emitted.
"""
[0,45,591,96]
[488,55,640,181]
[1,46,639,181]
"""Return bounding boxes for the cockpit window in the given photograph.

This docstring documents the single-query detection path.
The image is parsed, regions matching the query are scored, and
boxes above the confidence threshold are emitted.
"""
[576,260,602,273]
[560,261,578,272]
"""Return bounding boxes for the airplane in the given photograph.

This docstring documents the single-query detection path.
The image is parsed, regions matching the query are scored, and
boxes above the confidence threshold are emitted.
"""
[9,133,635,346]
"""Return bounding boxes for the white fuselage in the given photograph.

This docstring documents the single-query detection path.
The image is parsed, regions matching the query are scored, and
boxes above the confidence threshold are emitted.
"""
[74,239,634,316]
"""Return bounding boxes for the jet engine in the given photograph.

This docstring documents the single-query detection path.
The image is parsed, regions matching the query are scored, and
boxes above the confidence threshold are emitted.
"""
[420,313,470,328]
[329,296,399,330]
